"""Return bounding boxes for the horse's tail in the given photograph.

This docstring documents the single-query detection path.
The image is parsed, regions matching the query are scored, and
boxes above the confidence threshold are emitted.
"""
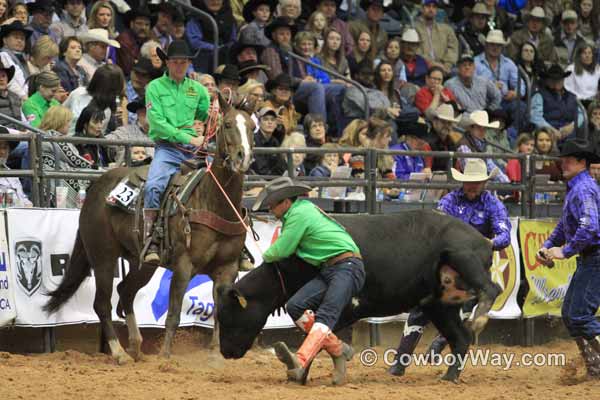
[43,230,91,313]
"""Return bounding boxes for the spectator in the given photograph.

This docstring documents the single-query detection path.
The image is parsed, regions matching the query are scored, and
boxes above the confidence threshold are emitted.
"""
[305,11,327,52]
[445,53,502,113]
[391,120,433,180]
[338,118,369,177]
[575,0,599,43]
[214,64,246,104]
[22,71,61,127]
[251,106,286,175]
[313,0,353,54]
[27,0,59,47]
[347,30,375,79]
[506,132,535,183]
[0,132,32,206]
[554,10,587,68]
[198,73,217,97]
[348,0,388,55]
[170,9,186,41]
[125,58,160,119]
[426,103,463,171]
[53,36,89,94]
[0,60,26,131]
[264,73,300,137]
[317,27,351,81]
[365,116,394,178]
[280,131,307,176]
[587,101,600,143]
[530,64,583,146]
[0,20,33,100]
[239,0,274,48]
[149,2,176,49]
[63,63,125,135]
[74,103,109,168]
[302,113,327,173]
[564,43,600,102]
[50,0,88,44]
[238,60,270,84]
[533,127,562,181]
[523,0,564,24]
[87,1,118,39]
[78,28,121,80]
[515,41,545,85]
[415,66,456,114]
[457,2,491,56]
[140,40,165,71]
[456,110,510,182]
[0,0,8,24]
[506,7,558,64]
[39,105,92,206]
[238,79,265,125]
[415,0,459,75]
[310,142,339,177]
[27,35,59,75]
[8,3,28,26]
[399,29,426,87]
[105,97,154,165]
[276,0,302,22]
[186,0,237,74]
[484,109,513,169]
[260,16,297,79]
[291,31,329,83]
[231,39,267,83]
[116,8,152,77]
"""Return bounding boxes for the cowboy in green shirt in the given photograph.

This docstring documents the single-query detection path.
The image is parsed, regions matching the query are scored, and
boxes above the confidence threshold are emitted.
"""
[22,71,61,127]
[252,177,366,385]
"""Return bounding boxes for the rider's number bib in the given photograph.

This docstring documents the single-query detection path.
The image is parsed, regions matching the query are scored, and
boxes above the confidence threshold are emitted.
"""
[108,181,139,207]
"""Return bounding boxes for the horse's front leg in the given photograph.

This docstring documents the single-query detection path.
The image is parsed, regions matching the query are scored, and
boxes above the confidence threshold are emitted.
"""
[160,252,193,358]
[210,261,240,349]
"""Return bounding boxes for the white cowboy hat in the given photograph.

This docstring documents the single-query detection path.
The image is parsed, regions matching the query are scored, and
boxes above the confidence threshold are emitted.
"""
[485,30,507,46]
[401,28,420,43]
[79,28,120,48]
[524,6,550,24]
[471,2,491,16]
[451,158,498,182]
[434,104,461,123]
[465,110,500,129]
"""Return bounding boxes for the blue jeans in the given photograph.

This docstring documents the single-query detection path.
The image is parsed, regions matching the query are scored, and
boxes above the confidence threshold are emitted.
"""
[286,257,366,330]
[143,143,194,209]
[293,81,326,117]
[562,253,600,339]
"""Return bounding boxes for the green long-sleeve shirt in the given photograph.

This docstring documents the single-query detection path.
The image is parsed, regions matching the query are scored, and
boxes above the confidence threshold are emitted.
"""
[262,200,360,266]
[22,92,59,127]
[145,73,210,144]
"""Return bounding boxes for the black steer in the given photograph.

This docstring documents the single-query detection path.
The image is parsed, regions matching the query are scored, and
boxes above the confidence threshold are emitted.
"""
[217,209,500,382]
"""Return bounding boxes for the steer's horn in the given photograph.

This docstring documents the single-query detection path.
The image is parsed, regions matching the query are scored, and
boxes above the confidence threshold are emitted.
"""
[229,288,248,309]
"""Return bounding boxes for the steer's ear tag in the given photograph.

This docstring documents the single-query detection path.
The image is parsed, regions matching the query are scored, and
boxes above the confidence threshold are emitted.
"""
[238,296,248,309]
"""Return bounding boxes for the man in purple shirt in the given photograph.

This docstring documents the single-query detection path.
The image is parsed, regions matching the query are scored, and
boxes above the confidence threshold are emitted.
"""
[389,158,511,377]
[537,138,600,378]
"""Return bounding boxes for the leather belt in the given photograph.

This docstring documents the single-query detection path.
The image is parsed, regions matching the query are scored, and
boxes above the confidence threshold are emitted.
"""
[322,251,362,267]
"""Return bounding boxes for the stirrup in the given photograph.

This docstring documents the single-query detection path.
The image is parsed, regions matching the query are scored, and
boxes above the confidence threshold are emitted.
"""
[141,239,160,266]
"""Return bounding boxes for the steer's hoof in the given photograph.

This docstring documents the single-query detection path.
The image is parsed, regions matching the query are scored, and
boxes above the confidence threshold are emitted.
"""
[388,362,406,377]
[440,372,460,384]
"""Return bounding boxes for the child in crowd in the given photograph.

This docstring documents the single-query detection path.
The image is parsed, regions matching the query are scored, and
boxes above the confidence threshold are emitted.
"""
[309,143,340,178]
[280,131,306,177]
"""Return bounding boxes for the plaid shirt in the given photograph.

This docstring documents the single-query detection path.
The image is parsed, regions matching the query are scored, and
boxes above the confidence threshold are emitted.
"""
[544,170,600,258]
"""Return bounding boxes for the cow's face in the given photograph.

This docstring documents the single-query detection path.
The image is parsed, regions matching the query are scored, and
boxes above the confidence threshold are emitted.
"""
[217,285,269,359]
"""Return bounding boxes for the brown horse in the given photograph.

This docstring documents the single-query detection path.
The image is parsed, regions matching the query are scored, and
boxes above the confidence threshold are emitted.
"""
[44,101,255,364]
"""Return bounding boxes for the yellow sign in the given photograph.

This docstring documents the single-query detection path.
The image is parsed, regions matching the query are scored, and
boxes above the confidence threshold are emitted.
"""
[519,219,577,317]
[490,243,518,312]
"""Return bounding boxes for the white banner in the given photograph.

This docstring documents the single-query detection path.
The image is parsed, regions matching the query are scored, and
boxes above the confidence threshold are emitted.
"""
[0,211,16,326]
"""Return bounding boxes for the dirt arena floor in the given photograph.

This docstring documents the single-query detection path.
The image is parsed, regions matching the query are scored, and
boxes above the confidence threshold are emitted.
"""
[1,333,599,400]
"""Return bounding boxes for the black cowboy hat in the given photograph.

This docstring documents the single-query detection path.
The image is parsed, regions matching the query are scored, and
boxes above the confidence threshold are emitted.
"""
[264,17,298,41]
[265,73,299,92]
[124,7,152,26]
[0,20,33,41]
[0,59,15,82]
[27,0,54,14]
[360,0,387,10]
[540,64,572,80]
[156,40,197,62]
[131,57,162,79]
[214,64,248,85]
[238,60,270,76]
[559,138,600,162]
[149,1,178,17]
[243,0,276,23]
[251,177,311,211]
[230,40,265,62]
[127,97,146,114]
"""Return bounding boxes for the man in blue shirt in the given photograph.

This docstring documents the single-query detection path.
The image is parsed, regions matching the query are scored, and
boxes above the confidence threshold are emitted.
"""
[389,158,511,376]
[537,138,600,378]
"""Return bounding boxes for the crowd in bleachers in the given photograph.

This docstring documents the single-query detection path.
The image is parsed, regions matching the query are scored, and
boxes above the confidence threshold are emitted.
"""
[0,0,599,207]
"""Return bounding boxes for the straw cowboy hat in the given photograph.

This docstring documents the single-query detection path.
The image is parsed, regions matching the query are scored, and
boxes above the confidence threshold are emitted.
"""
[471,2,492,16]
[485,30,508,46]
[523,6,551,24]
[434,104,461,123]
[451,158,498,182]
[465,110,500,129]
[252,177,312,211]
[79,29,121,48]
[401,28,420,43]
[559,138,600,162]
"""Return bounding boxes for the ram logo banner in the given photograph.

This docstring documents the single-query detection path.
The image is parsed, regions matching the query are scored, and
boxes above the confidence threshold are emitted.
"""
[15,241,43,297]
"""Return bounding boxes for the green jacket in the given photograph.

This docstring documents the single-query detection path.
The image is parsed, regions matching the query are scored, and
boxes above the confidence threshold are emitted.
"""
[145,73,210,144]
[22,92,60,127]
[262,200,360,266]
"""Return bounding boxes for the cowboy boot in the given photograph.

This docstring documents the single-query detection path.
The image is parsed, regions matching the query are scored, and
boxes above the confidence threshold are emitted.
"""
[274,322,330,384]
[388,323,423,376]
[575,337,600,378]
[238,246,254,271]
[295,310,354,385]
[142,208,160,265]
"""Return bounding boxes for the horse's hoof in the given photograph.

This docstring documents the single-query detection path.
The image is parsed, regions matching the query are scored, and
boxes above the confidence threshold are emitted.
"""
[115,352,134,365]
[471,315,489,336]
[159,350,171,359]
[127,348,145,362]
[440,373,460,384]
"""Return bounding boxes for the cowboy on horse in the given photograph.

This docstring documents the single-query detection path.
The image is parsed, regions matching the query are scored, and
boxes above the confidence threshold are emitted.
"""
[142,40,210,264]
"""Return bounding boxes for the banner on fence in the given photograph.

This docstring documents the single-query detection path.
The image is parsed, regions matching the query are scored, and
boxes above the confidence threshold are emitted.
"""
[519,219,578,318]
[0,211,16,326]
